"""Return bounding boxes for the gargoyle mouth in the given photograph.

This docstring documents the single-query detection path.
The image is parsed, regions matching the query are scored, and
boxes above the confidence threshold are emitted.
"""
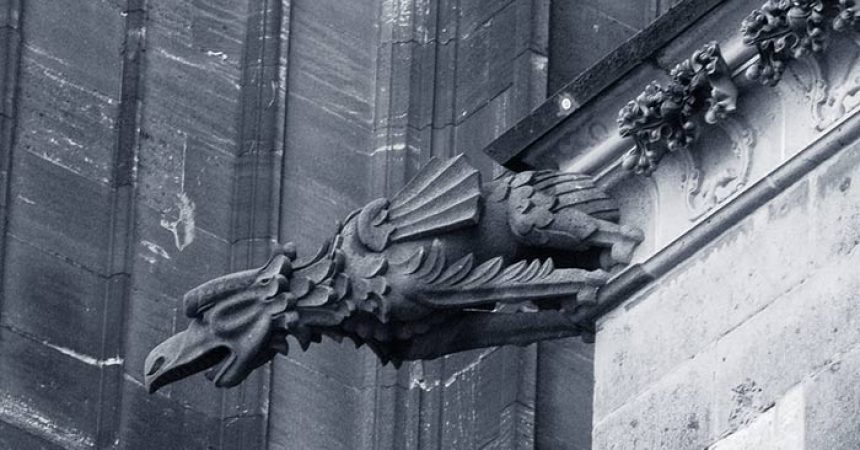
[144,326,238,393]
[146,346,231,393]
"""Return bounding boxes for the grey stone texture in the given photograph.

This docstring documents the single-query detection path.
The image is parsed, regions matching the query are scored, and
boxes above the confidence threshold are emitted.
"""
[9,0,857,448]
[0,0,599,448]
[593,108,860,448]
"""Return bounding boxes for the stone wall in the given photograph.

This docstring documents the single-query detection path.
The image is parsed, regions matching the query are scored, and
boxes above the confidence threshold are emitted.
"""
[267,1,560,449]
[487,0,860,448]
[0,0,260,448]
[0,0,602,449]
[593,118,860,449]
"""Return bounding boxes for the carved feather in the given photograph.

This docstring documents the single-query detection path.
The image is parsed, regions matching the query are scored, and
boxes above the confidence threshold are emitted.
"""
[400,241,610,309]
[417,256,609,308]
[356,156,482,252]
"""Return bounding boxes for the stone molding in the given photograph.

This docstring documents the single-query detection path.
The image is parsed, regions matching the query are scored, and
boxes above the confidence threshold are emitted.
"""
[616,0,857,177]
[583,108,860,326]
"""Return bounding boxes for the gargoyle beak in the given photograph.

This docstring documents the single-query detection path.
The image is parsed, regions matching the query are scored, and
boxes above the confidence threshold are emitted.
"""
[144,325,232,393]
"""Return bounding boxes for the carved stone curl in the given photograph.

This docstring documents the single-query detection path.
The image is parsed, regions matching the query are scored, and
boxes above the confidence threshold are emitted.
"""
[144,156,643,392]
[741,0,858,85]
[618,42,738,176]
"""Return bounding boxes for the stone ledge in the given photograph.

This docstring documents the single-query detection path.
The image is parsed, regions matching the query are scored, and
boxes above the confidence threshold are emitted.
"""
[482,0,728,169]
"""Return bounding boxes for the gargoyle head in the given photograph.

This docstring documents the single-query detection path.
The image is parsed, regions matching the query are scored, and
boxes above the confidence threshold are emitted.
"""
[145,245,299,393]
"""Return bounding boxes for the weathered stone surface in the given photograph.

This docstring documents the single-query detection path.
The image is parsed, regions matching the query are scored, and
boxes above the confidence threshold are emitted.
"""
[708,385,804,450]
[548,1,643,94]
[117,378,221,449]
[804,344,860,450]
[13,0,122,186]
[594,177,815,419]
[454,1,515,120]
[594,124,860,448]
[8,133,113,274]
[268,357,368,450]
[593,358,715,450]
[0,421,67,450]
[1,236,108,355]
[535,338,594,450]
[0,329,102,447]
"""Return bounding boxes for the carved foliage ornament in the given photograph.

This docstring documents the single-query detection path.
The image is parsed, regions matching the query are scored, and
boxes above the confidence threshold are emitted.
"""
[618,42,738,176]
[144,156,643,392]
[742,0,858,86]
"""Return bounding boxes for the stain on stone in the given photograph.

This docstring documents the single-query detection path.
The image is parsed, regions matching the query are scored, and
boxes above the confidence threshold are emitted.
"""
[829,361,842,373]
[686,413,699,430]
[839,177,851,192]
[727,379,773,434]
[0,391,94,450]
[160,192,196,251]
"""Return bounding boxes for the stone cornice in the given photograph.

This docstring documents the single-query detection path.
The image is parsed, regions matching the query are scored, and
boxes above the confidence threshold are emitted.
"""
[483,0,858,179]
[481,0,729,170]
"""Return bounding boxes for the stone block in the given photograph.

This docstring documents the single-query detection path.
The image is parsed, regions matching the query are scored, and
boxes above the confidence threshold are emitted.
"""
[1,236,108,356]
[472,347,521,446]
[183,137,235,240]
[458,0,514,40]
[454,88,512,156]
[804,343,860,450]
[220,415,268,450]
[280,339,377,390]
[454,2,515,121]
[707,384,804,450]
[0,329,102,444]
[283,93,372,190]
[431,38,457,126]
[535,338,594,450]
[7,151,112,274]
[14,58,116,186]
[592,357,714,450]
[594,175,819,420]
[812,139,860,262]
[22,0,123,95]
[117,377,221,449]
[547,1,639,92]
[0,421,66,450]
[267,356,368,450]
[289,0,375,128]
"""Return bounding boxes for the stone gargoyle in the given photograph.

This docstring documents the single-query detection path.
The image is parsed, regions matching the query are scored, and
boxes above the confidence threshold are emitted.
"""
[144,156,643,392]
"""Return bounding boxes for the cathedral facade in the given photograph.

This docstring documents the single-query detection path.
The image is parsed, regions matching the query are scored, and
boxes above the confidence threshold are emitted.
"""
[1,0,859,448]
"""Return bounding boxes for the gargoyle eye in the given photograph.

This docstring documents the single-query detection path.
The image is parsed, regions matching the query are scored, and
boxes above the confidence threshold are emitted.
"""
[259,277,272,285]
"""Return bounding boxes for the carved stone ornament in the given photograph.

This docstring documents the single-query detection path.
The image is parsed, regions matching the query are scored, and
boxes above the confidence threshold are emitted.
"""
[741,0,858,86]
[618,42,739,176]
[144,156,643,392]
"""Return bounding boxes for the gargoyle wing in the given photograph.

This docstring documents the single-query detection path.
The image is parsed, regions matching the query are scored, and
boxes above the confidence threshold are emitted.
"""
[493,170,621,246]
[356,155,482,252]
[393,240,609,309]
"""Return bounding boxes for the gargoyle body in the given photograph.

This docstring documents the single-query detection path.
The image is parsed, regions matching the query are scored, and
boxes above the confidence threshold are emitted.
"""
[145,156,643,392]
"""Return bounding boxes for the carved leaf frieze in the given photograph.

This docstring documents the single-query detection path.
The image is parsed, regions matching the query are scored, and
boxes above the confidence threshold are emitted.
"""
[742,0,858,86]
[618,42,738,176]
